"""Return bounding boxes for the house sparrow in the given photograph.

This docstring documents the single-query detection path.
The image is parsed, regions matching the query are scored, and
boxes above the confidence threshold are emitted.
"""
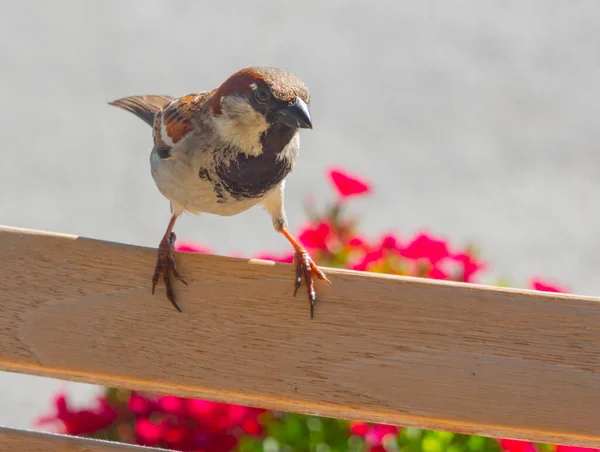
[109,66,330,318]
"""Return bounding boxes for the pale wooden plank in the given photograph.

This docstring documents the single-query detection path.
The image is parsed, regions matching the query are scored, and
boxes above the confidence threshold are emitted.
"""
[0,426,166,451]
[1,225,599,447]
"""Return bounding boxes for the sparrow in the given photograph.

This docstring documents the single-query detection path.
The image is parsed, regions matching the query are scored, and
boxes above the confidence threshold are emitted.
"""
[109,66,330,318]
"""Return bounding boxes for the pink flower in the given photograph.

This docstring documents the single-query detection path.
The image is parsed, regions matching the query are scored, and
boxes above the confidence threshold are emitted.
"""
[226,404,250,428]
[531,278,566,293]
[124,394,250,451]
[299,221,332,250]
[427,266,448,280]
[369,446,387,452]
[135,418,165,447]
[498,439,537,452]
[127,392,154,416]
[349,421,398,446]
[158,395,187,417]
[254,252,294,263]
[175,241,212,254]
[194,432,238,452]
[348,235,368,249]
[242,417,262,435]
[328,168,371,199]
[186,399,217,423]
[402,232,450,265]
[452,252,485,283]
[36,392,117,436]
[224,404,265,434]
[556,446,600,452]
[163,424,193,449]
[366,424,399,445]
[379,233,401,251]
[352,248,384,271]
[350,421,370,436]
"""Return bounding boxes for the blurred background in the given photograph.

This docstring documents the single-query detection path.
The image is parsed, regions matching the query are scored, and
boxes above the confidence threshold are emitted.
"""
[2,0,600,430]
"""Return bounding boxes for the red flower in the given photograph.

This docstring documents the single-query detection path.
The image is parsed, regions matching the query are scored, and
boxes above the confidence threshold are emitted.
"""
[531,278,566,293]
[348,235,368,249]
[379,233,401,251]
[127,392,155,416]
[498,439,537,452]
[298,221,332,250]
[350,421,370,436]
[349,421,398,446]
[36,392,117,436]
[366,424,399,445]
[556,446,600,452]
[402,232,450,265]
[224,404,265,434]
[254,252,294,263]
[452,252,485,283]
[135,417,165,447]
[190,432,238,452]
[186,399,217,424]
[427,265,448,280]
[158,395,187,417]
[328,168,371,199]
[369,446,387,452]
[352,248,384,271]
[163,424,194,449]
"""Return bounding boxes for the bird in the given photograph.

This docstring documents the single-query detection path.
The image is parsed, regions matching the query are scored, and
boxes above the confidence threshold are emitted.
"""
[109,66,331,318]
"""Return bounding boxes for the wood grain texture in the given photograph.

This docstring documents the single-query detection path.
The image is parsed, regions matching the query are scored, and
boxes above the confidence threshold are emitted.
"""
[0,426,166,451]
[1,225,599,447]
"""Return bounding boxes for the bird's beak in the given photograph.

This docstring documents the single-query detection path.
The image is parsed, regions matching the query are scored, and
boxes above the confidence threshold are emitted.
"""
[275,97,312,129]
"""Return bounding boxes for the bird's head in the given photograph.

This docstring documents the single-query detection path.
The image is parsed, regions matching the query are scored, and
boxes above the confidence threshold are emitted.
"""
[210,66,312,155]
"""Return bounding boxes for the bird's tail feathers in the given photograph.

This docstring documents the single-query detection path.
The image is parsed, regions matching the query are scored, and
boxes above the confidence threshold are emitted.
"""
[108,95,174,126]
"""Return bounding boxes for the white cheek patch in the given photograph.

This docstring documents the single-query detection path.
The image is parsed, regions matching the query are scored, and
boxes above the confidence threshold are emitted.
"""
[221,95,256,119]
[214,95,270,156]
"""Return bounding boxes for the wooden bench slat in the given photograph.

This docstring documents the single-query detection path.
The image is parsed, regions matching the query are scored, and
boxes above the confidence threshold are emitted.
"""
[0,426,166,451]
[1,225,599,447]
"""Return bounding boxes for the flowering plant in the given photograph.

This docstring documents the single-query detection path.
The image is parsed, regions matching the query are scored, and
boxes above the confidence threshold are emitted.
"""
[36,167,582,452]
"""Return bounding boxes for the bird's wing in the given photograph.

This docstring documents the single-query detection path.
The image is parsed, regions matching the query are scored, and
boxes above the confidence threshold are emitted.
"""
[109,95,175,127]
[153,91,213,154]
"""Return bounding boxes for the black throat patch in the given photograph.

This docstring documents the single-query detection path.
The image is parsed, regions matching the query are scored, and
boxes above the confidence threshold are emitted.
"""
[212,124,296,200]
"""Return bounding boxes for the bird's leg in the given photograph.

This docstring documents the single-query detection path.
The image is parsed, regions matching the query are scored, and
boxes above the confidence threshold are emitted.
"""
[280,227,331,318]
[151,214,187,312]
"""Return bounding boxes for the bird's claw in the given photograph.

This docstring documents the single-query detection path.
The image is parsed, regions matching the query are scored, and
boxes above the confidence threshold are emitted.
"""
[293,248,331,319]
[151,232,187,312]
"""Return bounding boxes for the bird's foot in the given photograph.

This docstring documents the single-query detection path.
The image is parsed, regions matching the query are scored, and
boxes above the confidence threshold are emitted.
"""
[151,232,187,312]
[293,247,331,319]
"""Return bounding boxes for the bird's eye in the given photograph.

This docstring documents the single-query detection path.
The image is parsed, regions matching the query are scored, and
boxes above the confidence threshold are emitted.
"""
[255,89,269,103]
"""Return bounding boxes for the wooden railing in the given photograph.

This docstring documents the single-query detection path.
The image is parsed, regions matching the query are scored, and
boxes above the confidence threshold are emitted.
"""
[1,225,599,451]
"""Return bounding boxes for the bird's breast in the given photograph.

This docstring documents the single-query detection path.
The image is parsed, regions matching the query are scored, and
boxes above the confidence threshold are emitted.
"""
[149,128,299,215]
[210,126,299,200]
[210,150,292,200]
